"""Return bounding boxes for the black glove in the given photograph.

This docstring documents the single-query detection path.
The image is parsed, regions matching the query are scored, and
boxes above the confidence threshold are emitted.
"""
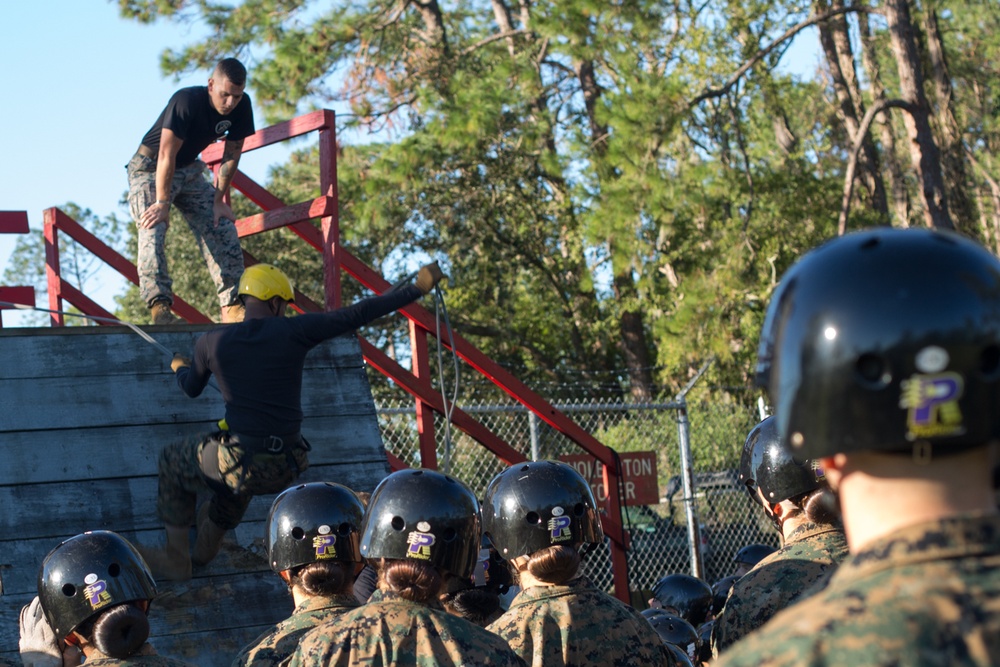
[415,261,445,295]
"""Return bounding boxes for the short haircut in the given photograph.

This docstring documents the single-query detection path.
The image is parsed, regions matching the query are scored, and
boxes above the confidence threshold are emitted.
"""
[214,58,247,87]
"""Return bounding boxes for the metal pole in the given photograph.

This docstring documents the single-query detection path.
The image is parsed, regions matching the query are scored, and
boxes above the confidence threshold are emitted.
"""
[674,356,714,580]
[529,411,540,461]
[676,400,704,579]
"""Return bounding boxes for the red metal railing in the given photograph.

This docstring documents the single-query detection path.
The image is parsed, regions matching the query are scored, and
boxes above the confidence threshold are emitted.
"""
[38,110,634,600]
[0,211,36,328]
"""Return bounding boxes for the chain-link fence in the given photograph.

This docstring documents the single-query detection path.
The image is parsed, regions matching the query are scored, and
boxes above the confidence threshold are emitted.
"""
[374,382,778,606]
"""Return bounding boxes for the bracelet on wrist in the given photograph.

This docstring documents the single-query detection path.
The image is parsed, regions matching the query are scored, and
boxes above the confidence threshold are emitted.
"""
[156,199,169,205]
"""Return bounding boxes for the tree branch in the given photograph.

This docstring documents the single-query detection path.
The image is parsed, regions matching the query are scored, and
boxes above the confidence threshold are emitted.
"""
[689,5,876,107]
[838,98,914,235]
[460,28,529,56]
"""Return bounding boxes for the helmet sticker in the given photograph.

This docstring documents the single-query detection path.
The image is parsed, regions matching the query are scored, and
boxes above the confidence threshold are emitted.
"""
[915,346,949,373]
[83,575,112,611]
[406,531,436,559]
[313,535,337,559]
[552,506,565,517]
[548,515,572,543]
[899,371,965,440]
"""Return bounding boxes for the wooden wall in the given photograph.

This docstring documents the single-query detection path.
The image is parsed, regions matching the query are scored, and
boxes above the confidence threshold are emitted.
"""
[0,325,392,664]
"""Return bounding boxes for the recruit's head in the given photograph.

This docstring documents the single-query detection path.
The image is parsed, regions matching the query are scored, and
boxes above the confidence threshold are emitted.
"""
[756,227,1000,463]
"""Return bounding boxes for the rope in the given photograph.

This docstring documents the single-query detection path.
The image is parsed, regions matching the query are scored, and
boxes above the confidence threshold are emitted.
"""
[432,284,460,474]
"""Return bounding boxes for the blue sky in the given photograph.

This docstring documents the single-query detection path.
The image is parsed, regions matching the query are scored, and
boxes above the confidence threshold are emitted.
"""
[0,2,822,327]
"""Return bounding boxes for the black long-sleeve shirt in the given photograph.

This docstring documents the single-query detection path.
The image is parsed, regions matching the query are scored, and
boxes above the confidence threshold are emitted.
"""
[175,285,423,437]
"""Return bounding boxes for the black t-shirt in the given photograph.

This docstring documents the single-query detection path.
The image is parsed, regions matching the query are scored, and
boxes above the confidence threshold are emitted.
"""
[140,86,255,167]
[174,285,423,437]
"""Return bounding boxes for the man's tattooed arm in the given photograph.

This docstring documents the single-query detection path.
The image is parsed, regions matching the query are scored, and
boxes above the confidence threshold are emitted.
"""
[215,138,245,201]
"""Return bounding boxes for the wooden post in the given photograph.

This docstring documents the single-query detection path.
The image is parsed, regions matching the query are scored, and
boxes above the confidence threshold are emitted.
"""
[410,320,438,469]
[319,112,341,309]
[42,208,63,326]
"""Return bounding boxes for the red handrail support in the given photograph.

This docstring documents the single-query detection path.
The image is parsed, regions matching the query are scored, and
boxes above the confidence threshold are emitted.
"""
[0,211,36,328]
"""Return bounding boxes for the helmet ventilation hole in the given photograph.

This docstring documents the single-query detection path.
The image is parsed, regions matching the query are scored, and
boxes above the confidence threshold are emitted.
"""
[412,470,424,476]
[337,522,352,535]
[291,527,306,540]
[108,563,121,577]
[62,583,76,597]
[855,353,890,388]
[525,511,540,525]
[441,527,458,542]
[573,503,586,516]
[391,516,406,531]
[520,465,530,472]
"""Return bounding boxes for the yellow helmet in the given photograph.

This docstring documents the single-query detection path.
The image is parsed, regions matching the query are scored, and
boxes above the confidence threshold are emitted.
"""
[238,264,295,302]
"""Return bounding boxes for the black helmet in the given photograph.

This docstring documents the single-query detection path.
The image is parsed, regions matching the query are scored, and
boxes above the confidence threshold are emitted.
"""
[650,573,713,626]
[266,482,365,573]
[482,460,603,560]
[360,469,481,579]
[740,417,820,506]
[38,531,157,639]
[472,535,513,594]
[646,611,698,649]
[665,642,695,667]
[734,543,776,568]
[711,575,739,615]
[757,228,1000,460]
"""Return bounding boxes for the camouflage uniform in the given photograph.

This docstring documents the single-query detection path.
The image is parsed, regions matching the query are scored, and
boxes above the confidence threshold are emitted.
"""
[712,521,848,655]
[126,152,244,309]
[232,593,359,667]
[157,430,309,530]
[288,589,526,667]
[715,513,1000,667]
[487,576,674,667]
[78,643,195,666]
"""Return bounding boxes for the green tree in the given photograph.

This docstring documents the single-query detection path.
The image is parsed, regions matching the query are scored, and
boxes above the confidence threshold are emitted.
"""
[106,0,997,411]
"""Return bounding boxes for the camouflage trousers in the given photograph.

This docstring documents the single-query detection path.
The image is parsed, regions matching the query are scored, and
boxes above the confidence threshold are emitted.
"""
[156,431,310,530]
[126,153,244,309]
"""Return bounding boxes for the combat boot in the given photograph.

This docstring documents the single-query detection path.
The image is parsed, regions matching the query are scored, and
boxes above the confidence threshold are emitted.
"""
[220,303,245,323]
[192,502,228,566]
[137,524,192,582]
[150,299,177,325]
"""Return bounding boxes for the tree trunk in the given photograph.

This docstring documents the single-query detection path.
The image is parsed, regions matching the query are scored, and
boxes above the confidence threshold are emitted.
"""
[859,12,911,226]
[490,0,517,57]
[412,0,449,55]
[577,58,655,400]
[883,0,953,229]
[815,0,889,221]
[922,0,976,228]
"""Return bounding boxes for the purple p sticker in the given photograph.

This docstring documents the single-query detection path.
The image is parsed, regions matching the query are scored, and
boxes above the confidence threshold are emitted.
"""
[406,531,435,560]
[548,515,572,543]
[313,535,337,559]
[84,580,111,610]
[899,372,965,440]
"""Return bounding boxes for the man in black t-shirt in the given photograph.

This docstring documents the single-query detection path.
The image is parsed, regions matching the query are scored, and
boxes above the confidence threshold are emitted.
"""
[127,57,255,325]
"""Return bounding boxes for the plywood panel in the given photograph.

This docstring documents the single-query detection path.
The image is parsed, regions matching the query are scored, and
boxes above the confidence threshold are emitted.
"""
[0,415,387,485]
[0,367,379,431]
[0,461,388,544]
[0,327,366,380]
